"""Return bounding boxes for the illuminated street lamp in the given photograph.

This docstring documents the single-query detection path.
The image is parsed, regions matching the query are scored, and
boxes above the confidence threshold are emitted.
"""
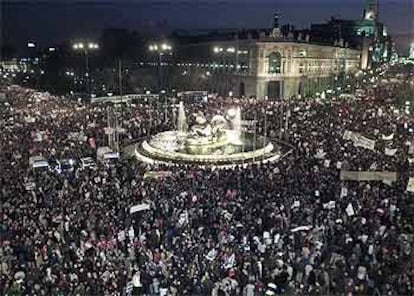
[148,42,173,92]
[72,41,99,96]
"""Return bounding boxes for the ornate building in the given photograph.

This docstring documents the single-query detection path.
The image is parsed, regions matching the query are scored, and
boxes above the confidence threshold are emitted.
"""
[172,38,360,99]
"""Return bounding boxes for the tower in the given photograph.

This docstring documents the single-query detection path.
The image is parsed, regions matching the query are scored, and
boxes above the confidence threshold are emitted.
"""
[409,43,414,60]
[363,0,378,21]
[272,12,281,38]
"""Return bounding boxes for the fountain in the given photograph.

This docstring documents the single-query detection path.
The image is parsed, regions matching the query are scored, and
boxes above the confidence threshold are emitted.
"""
[131,103,286,167]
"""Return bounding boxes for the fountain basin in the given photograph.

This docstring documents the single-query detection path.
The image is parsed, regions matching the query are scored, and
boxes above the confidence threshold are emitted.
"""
[133,130,282,166]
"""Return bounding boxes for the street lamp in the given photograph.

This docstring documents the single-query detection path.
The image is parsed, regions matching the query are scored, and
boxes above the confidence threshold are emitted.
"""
[148,42,173,92]
[149,42,173,122]
[73,42,99,96]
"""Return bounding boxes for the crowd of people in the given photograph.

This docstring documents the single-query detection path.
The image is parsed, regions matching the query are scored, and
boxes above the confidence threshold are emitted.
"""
[0,67,413,296]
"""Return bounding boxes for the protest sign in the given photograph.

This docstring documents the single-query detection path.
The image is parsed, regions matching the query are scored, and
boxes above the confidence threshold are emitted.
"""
[382,134,394,141]
[130,203,150,214]
[385,148,397,156]
[346,203,355,216]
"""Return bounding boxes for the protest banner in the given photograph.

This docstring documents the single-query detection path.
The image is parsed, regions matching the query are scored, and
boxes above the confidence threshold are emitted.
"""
[343,130,375,151]
[340,170,397,184]
[291,225,313,232]
[130,203,150,214]
[353,134,376,151]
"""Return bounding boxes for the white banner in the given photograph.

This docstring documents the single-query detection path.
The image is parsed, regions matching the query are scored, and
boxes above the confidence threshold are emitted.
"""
[353,134,376,151]
[382,134,394,141]
[130,203,150,214]
[291,225,313,232]
[340,170,397,183]
[385,148,397,156]
[343,130,375,151]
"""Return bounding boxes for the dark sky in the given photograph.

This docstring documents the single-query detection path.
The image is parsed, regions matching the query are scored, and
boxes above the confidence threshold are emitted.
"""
[2,0,413,54]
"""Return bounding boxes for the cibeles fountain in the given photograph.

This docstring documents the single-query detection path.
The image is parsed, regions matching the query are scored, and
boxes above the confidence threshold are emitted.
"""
[134,102,283,167]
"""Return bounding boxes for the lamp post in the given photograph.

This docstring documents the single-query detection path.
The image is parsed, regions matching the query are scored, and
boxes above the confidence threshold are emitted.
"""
[149,43,172,123]
[212,46,239,96]
[73,42,99,97]
[149,43,172,93]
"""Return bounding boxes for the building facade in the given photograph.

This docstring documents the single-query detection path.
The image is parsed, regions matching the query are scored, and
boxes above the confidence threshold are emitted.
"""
[172,39,360,99]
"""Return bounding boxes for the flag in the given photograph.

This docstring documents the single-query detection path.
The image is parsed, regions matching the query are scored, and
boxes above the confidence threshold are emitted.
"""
[323,201,336,209]
[88,137,96,149]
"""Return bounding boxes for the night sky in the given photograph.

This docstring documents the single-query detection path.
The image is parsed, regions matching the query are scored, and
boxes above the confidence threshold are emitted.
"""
[2,0,413,54]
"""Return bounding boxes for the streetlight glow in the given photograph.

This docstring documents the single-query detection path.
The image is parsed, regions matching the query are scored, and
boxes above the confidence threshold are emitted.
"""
[88,42,98,49]
[27,42,36,48]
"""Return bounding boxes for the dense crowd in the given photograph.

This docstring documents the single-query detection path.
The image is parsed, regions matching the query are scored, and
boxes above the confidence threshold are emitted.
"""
[0,67,413,296]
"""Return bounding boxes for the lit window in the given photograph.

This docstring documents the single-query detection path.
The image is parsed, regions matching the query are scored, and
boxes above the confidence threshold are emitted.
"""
[268,52,282,74]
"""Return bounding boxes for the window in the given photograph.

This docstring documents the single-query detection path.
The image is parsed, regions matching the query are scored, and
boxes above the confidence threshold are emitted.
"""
[268,52,282,74]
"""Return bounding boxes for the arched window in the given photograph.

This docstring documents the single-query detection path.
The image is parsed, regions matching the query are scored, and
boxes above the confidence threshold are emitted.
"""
[268,52,282,74]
